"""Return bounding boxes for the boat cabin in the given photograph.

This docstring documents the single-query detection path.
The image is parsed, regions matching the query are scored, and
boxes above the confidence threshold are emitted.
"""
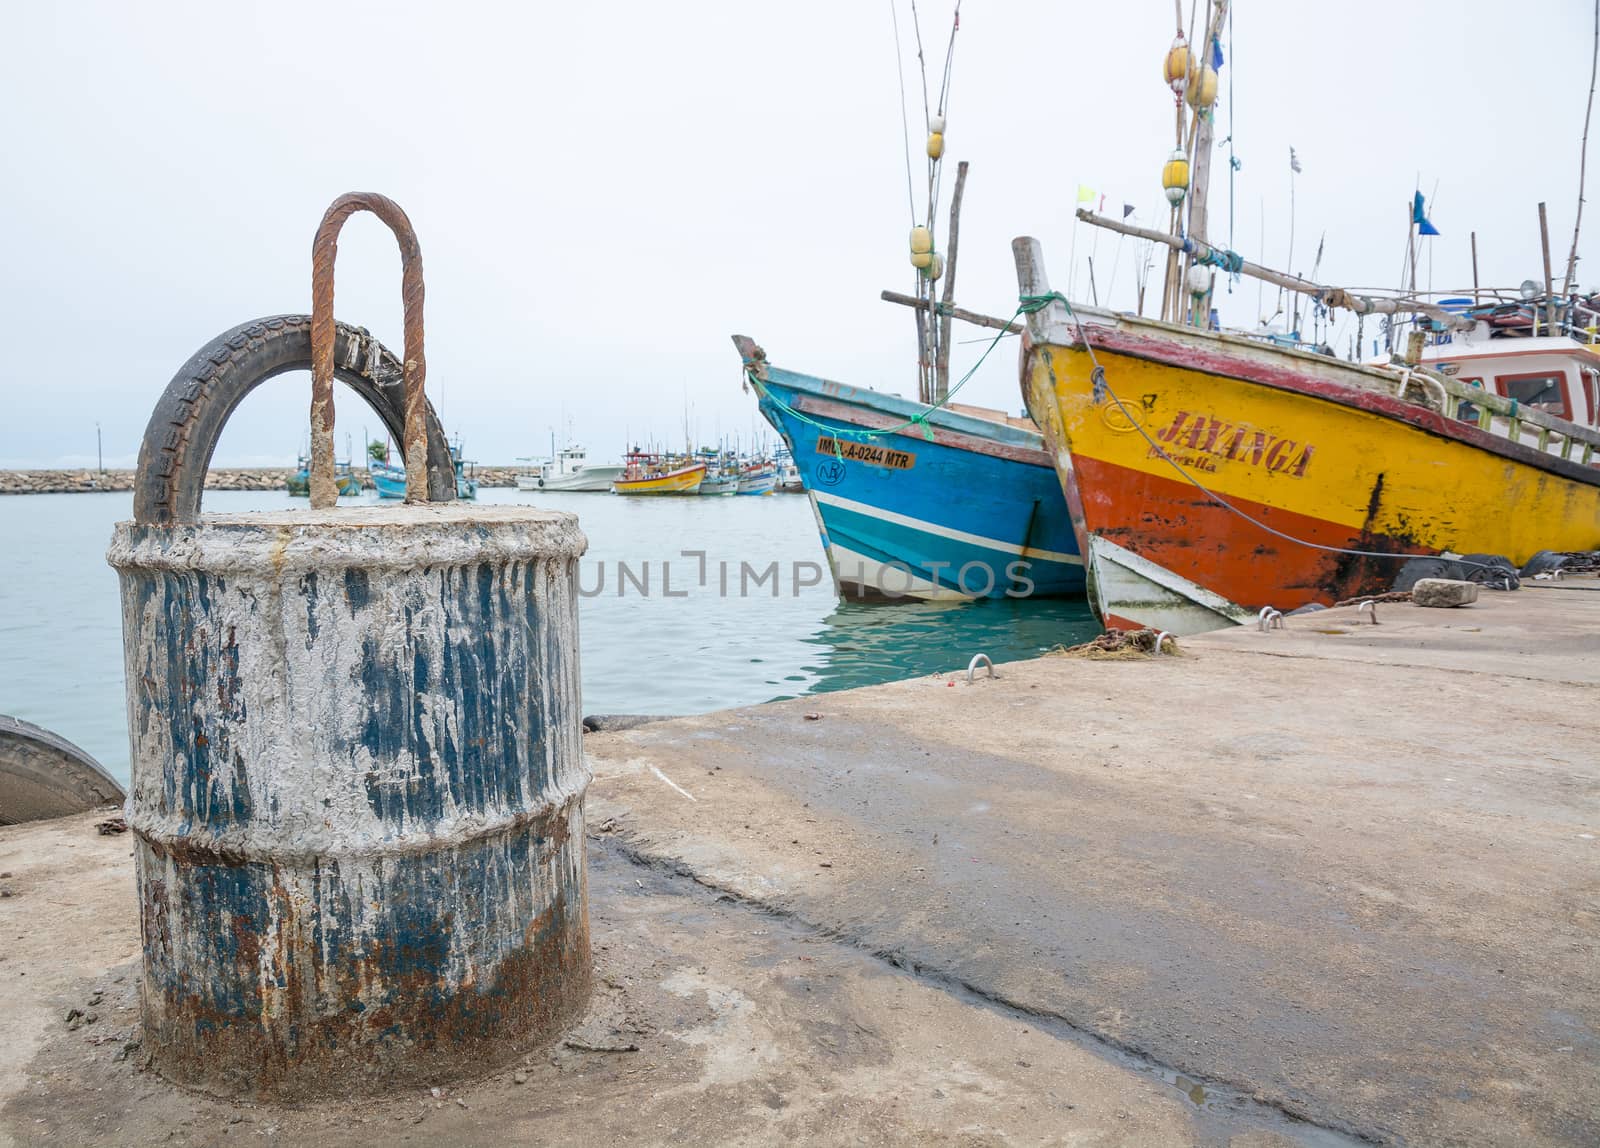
[552,445,588,478]
[1414,329,1600,431]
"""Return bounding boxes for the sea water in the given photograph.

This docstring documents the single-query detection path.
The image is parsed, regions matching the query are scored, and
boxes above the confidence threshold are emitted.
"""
[0,487,1098,785]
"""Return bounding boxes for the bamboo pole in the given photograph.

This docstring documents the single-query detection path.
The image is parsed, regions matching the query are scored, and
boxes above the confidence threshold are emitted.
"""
[1074,209,1475,330]
[1540,201,1557,331]
[880,290,1021,334]
[1565,0,1599,298]
[935,161,969,402]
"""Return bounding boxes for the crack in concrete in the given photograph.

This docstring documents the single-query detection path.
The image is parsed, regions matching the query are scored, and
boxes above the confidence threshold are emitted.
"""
[597,831,1384,1148]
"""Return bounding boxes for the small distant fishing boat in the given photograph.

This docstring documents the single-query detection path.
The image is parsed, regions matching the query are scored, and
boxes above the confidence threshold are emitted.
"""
[542,445,623,492]
[736,459,777,496]
[372,443,476,499]
[736,336,1084,601]
[371,459,407,499]
[775,450,803,492]
[612,449,705,495]
[453,443,478,500]
[287,456,360,497]
[517,445,622,492]
[691,446,738,494]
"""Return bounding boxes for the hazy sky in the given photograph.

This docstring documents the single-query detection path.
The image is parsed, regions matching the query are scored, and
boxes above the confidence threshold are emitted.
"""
[2,1,1593,469]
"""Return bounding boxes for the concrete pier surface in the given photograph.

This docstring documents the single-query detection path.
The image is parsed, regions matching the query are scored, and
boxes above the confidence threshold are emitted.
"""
[1,581,1594,1145]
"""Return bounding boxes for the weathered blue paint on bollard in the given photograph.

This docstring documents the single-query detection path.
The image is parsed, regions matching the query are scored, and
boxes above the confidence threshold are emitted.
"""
[108,506,591,1097]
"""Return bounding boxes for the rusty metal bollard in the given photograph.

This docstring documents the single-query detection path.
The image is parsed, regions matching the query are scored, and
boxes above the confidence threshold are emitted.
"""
[107,193,591,1098]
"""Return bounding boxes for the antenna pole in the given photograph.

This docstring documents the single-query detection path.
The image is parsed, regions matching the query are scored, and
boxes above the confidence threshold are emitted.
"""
[1568,0,1600,298]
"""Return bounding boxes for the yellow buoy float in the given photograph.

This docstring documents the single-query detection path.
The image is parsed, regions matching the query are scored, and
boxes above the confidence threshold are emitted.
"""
[1163,36,1190,97]
[922,253,945,281]
[927,112,946,160]
[1185,62,1218,109]
[910,225,933,269]
[1162,148,1189,206]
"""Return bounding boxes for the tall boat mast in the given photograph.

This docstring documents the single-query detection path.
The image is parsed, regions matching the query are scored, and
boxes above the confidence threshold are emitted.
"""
[1180,0,1229,326]
[1157,0,1229,326]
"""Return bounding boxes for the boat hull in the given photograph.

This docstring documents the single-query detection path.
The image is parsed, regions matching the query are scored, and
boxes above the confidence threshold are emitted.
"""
[1019,308,1600,632]
[612,463,705,495]
[698,475,739,495]
[289,471,360,497]
[371,463,407,500]
[542,465,623,492]
[736,473,776,496]
[751,364,1083,601]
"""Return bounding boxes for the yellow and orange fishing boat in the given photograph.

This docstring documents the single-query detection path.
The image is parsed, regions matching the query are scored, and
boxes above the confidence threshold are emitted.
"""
[611,450,705,495]
[1012,237,1600,635]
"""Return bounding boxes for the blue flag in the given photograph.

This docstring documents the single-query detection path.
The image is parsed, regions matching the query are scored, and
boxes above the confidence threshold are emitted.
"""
[1413,191,1441,237]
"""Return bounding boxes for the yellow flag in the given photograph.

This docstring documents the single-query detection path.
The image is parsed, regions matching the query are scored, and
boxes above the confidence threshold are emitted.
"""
[1076,185,1096,204]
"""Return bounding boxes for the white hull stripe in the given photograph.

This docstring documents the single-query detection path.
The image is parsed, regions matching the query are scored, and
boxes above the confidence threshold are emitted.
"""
[826,542,979,601]
[813,491,1082,566]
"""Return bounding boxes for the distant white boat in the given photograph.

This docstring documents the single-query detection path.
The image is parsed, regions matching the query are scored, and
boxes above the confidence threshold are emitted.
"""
[520,445,622,492]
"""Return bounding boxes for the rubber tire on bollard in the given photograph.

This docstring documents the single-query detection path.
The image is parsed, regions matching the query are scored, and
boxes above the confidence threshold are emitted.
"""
[131,314,457,525]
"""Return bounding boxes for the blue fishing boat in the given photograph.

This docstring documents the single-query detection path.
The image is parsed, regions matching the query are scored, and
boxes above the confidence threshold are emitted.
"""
[373,444,476,499]
[287,455,362,497]
[734,335,1083,601]
[371,459,406,499]
[735,459,777,496]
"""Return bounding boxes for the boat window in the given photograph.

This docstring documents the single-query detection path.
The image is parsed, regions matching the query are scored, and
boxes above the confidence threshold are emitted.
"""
[1495,372,1570,419]
[1582,368,1599,425]
[1455,376,1484,424]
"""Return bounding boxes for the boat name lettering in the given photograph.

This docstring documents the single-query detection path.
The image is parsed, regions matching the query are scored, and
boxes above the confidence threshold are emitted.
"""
[815,437,916,470]
[1152,411,1315,478]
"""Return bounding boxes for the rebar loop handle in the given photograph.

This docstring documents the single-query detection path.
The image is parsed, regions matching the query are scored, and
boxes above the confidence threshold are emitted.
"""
[310,192,428,508]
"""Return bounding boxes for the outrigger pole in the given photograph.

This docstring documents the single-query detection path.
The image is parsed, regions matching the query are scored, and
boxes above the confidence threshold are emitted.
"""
[1076,209,1475,332]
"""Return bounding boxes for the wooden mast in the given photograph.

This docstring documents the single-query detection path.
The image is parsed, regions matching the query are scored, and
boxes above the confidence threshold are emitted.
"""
[1182,0,1230,327]
[935,160,970,402]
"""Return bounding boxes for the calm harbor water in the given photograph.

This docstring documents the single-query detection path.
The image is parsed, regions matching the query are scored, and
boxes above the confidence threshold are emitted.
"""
[0,487,1099,786]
